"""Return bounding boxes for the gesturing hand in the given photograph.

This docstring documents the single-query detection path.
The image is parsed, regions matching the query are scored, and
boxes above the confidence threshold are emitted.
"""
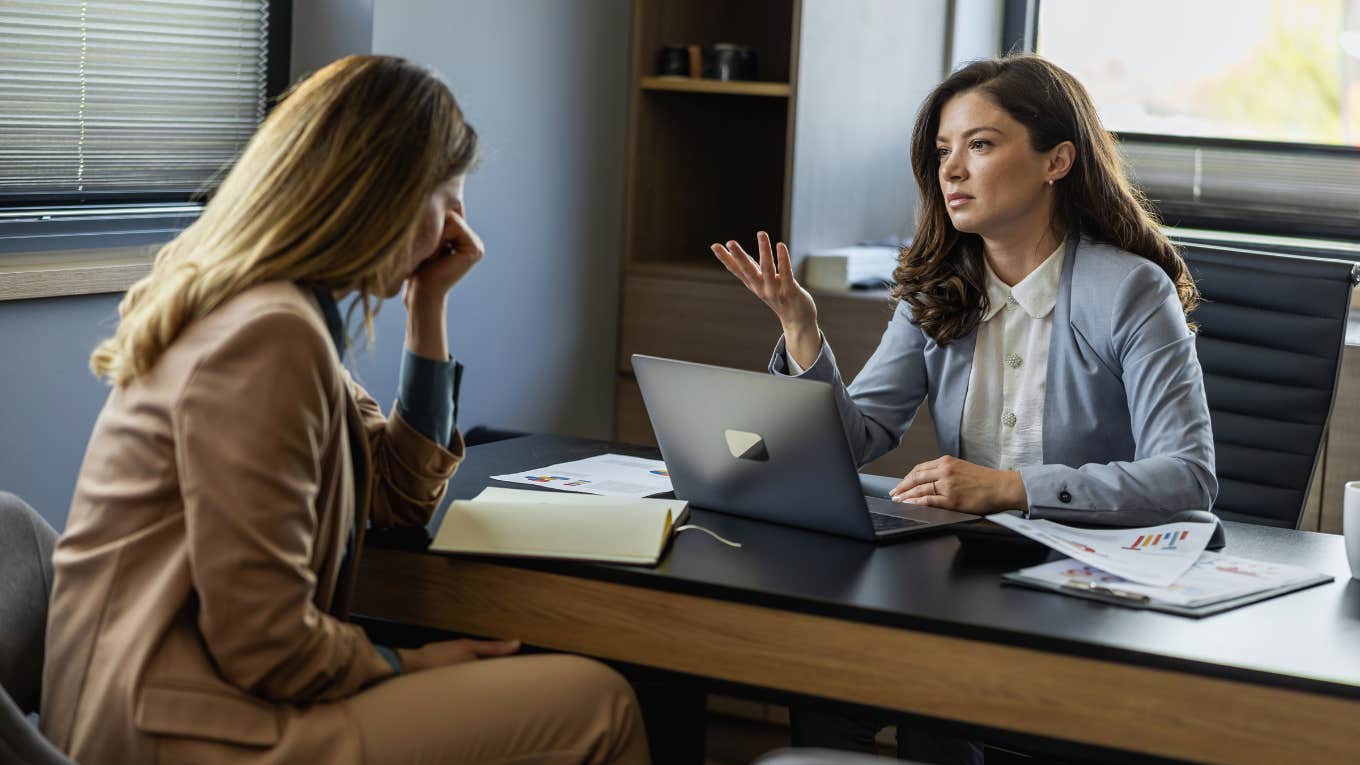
[710,231,818,335]
[396,637,520,673]
[889,455,1027,514]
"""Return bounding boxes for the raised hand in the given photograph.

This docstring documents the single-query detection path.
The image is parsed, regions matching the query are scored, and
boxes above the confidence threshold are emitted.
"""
[711,231,822,368]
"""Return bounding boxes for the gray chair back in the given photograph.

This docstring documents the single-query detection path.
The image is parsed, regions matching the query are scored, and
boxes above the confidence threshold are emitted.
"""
[0,492,74,764]
[1,686,74,765]
[1178,243,1359,528]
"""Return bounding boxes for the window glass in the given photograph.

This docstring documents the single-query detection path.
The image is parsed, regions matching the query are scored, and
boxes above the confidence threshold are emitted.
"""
[1037,0,1360,147]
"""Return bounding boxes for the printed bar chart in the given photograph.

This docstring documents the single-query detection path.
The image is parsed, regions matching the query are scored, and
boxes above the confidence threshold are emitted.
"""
[1122,530,1190,551]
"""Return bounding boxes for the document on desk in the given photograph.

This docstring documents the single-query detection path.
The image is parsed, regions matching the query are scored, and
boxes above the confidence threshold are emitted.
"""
[1004,553,1332,616]
[431,487,689,565]
[986,513,1215,587]
[490,453,674,497]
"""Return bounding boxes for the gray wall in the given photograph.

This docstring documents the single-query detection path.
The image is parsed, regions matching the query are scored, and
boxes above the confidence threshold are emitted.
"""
[366,0,631,444]
[0,0,631,531]
[787,0,949,258]
[290,0,373,81]
[949,0,1003,71]
[0,293,125,529]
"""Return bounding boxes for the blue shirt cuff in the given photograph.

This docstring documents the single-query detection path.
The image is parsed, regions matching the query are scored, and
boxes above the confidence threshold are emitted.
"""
[374,644,403,675]
[396,350,460,447]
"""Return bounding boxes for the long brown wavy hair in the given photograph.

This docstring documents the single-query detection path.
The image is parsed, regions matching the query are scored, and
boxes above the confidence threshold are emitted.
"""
[892,54,1197,346]
[91,55,478,385]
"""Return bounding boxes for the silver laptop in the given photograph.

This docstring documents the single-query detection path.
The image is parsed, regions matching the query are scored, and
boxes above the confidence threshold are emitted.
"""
[632,354,975,541]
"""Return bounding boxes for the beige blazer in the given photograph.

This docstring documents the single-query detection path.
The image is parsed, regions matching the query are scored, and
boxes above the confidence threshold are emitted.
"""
[41,283,464,764]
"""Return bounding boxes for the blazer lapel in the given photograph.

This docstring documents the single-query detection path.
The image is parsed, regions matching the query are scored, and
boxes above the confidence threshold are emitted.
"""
[1040,235,1081,466]
[937,327,977,458]
[332,392,372,618]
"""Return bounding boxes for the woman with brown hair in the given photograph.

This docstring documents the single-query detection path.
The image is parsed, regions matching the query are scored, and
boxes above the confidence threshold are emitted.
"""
[41,56,648,764]
[713,54,1216,762]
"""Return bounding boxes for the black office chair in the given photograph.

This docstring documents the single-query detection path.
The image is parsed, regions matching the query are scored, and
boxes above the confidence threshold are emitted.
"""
[0,492,75,764]
[463,424,530,446]
[1178,242,1359,528]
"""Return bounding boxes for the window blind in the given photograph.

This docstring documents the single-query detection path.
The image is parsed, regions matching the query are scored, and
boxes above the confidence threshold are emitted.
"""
[1120,137,1360,239]
[0,0,270,204]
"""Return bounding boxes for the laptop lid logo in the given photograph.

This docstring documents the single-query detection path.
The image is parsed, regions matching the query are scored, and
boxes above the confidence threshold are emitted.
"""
[724,429,769,462]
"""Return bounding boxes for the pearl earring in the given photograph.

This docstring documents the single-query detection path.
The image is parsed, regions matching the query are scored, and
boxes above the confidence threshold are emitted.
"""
[1046,179,1054,186]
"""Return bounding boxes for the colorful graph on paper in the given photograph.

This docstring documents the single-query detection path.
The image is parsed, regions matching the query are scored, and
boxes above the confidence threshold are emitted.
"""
[987,514,1217,586]
[491,453,674,497]
[1121,530,1190,551]
[525,475,572,483]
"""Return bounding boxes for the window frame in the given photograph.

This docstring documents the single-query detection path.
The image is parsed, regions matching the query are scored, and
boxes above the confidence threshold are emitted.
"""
[1008,0,1360,240]
[1001,0,1037,54]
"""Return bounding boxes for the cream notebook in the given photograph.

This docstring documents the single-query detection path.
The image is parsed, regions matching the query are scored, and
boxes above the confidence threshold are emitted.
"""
[430,487,691,566]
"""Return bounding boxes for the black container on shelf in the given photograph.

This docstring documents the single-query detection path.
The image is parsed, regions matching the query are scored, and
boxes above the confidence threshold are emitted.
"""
[738,47,758,81]
[656,44,689,77]
[702,43,757,81]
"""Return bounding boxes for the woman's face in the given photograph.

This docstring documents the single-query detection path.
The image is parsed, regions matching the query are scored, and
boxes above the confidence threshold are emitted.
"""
[934,90,1062,240]
[383,174,466,297]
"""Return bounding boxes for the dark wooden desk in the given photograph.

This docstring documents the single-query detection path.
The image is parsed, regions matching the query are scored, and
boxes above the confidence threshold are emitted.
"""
[354,435,1360,764]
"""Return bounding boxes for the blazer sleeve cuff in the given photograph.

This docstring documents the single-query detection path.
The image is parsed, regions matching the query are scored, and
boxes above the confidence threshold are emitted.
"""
[386,408,466,480]
[769,333,838,382]
[1017,463,1077,520]
[395,352,460,447]
[1017,463,1192,526]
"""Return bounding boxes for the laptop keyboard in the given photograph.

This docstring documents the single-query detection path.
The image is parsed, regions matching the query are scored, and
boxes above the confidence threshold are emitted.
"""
[870,511,928,533]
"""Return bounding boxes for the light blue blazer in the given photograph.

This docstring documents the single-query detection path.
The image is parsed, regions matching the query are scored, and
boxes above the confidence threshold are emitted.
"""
[770,236,1218,524]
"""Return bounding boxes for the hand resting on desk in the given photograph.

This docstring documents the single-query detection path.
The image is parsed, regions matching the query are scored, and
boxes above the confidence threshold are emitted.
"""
[889,454,1027,514]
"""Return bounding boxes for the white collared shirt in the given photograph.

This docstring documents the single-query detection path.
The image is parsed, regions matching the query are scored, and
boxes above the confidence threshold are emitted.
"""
[958,243,1064,471]
[785,244,1064,471]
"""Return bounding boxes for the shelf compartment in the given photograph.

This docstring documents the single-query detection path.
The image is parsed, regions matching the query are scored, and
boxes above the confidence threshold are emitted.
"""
[640,76,791,98]
[625,90,789,271]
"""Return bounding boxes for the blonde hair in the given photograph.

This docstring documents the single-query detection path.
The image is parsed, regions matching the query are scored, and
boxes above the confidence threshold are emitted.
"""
[91,55,478,385]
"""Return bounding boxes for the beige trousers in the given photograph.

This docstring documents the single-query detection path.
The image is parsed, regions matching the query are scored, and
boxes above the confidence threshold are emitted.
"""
[344,654,650,765]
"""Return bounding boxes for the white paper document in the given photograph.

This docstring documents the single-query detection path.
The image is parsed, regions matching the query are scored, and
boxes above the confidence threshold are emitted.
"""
[490,453,673,497]
[1012,552,1327,607]
[986,513,1216,586]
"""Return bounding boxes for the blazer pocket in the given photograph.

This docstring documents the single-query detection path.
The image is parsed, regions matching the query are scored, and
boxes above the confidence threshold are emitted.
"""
[134,685,280,748]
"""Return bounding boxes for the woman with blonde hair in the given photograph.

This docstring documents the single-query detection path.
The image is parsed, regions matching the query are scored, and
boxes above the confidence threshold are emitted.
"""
[41,55,648,764]
[714,54,1216,762]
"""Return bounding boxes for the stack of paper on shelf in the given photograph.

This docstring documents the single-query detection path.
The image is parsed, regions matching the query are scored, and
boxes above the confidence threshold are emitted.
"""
[800,245,900,291]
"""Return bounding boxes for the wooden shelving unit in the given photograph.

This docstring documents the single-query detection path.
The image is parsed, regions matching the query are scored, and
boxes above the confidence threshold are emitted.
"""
[615,0,943,480]
[624,259,731,283]
[623,0,794,273]
[639,76,791,98]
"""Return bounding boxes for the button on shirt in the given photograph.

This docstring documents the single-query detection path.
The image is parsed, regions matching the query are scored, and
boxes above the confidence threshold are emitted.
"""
[959,244,1064,471]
